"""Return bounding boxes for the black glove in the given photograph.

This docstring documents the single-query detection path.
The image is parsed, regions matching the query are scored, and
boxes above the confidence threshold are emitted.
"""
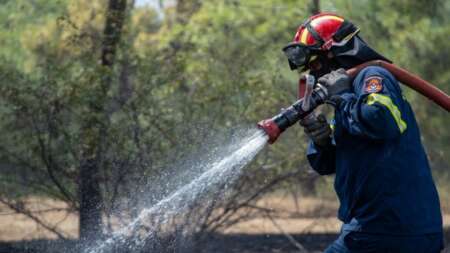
[299,114,332,147]
[318,68,351,97]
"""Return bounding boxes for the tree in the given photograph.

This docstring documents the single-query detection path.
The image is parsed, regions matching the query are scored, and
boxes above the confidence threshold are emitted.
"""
[309,0,320,15]
[78,0,128,241]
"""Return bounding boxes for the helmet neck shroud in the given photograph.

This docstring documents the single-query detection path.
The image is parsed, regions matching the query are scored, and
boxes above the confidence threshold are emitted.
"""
[331,35,391,70]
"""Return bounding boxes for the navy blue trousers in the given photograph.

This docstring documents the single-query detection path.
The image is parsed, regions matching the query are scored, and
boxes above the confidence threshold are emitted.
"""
[324,230,444,253]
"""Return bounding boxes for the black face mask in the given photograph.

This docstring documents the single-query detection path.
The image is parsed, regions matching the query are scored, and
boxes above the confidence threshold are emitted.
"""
[309,54,340,79]
[309,35,390,79]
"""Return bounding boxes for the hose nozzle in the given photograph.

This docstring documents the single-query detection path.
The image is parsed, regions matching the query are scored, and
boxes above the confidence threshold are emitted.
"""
[257,84,328,144]
[257,118,281,144]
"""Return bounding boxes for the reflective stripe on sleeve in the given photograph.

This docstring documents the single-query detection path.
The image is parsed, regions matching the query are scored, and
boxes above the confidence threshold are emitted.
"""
[366,93,407,133]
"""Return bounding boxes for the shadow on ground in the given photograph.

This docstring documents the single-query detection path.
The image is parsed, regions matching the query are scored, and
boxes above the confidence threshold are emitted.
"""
[0,228,448,253]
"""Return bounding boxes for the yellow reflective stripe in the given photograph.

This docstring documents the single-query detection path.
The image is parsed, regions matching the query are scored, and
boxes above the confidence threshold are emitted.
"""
[300,29,309,44]
[366,93,407,133]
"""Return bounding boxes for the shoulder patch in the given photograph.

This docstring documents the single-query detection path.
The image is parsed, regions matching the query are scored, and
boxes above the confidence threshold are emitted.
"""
[364,76,383,93]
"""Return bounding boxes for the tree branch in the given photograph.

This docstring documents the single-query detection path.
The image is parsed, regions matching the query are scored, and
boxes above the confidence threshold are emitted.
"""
[0,198,68,240]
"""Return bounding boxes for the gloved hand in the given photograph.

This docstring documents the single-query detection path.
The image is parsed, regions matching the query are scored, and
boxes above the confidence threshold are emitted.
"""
[318,68,351,97]
[299,114,332,147]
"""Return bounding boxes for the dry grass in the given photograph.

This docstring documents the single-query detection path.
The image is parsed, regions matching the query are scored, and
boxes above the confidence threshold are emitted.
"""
[223,196,341,234]
[0,196,449,242]
[0,198,78,241]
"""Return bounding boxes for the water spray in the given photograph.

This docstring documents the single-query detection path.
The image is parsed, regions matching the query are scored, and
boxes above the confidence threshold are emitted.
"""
[85,129,268,253]
[258,60,450,144]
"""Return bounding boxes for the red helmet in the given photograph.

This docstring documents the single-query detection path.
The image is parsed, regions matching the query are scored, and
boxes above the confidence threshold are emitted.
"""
[283,13,359,70]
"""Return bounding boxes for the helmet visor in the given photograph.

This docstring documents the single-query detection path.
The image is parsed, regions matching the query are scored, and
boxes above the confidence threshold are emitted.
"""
[282,43,311,70]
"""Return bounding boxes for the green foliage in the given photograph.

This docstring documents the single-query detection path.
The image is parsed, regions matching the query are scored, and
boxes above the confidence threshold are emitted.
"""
[0,0,68,65]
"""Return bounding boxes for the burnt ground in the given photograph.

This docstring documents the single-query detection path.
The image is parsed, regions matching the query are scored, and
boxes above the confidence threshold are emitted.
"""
[0,229,448,253]
[205,230,450,253]
[203,233,337,253]
[0,233,334,253]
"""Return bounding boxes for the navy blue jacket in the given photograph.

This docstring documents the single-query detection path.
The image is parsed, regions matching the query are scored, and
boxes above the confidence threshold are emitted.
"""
[307,66,443,235]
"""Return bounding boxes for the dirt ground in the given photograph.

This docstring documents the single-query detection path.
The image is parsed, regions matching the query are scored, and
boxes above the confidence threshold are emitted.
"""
[225,196,450,234]
[0,196,449,252]
[0,198,78,241]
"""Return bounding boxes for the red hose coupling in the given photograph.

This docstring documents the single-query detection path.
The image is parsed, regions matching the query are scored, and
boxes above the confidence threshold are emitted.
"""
[257,119,281,144]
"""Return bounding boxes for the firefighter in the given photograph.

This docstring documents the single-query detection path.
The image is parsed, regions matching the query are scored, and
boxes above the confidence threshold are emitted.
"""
[283,13,444,253]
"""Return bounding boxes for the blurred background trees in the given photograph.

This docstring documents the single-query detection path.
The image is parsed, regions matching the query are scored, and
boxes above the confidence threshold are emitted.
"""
[0,0,448,248]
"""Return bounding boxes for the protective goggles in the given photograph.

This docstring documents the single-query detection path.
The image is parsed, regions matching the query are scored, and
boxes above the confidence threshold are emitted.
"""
[282,42,319,70]
[283,19,360,70]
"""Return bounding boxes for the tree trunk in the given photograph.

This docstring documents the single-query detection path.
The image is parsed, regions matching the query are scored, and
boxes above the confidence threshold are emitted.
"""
[79,0,128,241]
[309,0,320,15]
[79,156,103,240]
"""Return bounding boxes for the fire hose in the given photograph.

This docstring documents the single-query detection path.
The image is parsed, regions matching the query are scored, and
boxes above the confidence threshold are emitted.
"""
[257,60,450,144]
